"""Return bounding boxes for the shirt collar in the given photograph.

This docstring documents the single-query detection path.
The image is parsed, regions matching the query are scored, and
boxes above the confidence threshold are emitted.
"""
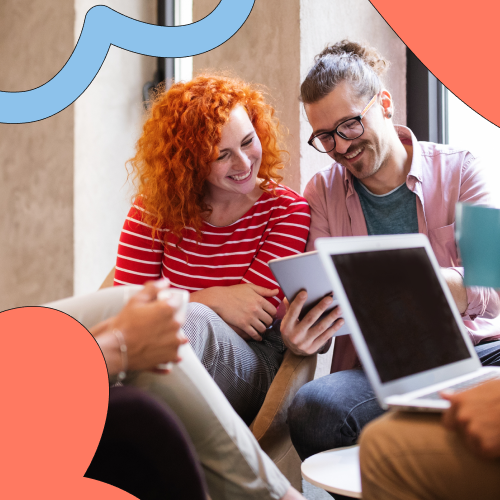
[395,125,422,183]
[342,124,422,194]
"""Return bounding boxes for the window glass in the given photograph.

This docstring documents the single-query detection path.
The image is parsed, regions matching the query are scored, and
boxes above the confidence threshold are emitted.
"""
[447,90,500,205]
[447,90,500,331]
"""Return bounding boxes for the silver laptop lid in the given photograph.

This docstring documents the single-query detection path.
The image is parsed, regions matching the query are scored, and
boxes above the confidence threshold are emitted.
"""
[316,234,480,402]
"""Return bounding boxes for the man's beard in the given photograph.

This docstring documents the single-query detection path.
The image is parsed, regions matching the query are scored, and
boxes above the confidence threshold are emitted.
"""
[334,139,374,176]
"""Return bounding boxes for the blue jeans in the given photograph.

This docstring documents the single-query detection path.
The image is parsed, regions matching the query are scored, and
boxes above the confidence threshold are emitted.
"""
[475,339,500,366]
[288,340,500,462]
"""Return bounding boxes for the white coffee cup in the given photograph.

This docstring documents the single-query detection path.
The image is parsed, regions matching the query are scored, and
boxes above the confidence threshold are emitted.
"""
[156,288,189,370]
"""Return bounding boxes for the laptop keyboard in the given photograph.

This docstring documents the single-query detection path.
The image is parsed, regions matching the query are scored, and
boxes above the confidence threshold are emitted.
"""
[415,373,500,401]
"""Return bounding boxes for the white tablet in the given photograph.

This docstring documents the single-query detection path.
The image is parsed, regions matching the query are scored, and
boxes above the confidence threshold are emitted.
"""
[268,251,350,335]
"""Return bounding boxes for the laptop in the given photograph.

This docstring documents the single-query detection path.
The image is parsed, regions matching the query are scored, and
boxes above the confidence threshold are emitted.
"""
[315,234,500,411]
[268,251,350,335]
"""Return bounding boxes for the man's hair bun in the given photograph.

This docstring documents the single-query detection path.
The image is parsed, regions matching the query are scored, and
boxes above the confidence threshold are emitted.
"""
[317,40,390,78]
[301,39,390,104]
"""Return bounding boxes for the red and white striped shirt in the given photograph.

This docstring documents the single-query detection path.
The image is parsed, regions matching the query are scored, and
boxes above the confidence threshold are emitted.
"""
[114,185,311,307]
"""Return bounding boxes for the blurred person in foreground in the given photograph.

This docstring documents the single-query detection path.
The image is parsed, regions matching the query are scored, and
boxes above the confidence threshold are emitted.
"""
[84,280,304,500]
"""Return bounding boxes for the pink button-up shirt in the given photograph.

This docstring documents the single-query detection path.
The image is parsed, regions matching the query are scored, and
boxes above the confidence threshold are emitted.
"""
[304,126,500,371]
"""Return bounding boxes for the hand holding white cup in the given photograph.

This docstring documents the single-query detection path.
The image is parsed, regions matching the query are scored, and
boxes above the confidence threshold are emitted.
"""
[156,287,189,371]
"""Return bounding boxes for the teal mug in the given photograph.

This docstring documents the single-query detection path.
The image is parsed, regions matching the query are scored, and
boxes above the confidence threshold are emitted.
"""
[456,203,500,289]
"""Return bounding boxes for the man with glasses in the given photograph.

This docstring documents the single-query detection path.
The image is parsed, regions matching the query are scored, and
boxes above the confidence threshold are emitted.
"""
[279,40,500,468]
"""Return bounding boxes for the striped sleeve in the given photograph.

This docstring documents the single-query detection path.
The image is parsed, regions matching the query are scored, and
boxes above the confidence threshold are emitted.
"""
[113,203,164,286]
[241,190,311,307]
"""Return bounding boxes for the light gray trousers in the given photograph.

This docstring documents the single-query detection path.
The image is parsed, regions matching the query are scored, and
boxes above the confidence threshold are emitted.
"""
[183,303,286,425]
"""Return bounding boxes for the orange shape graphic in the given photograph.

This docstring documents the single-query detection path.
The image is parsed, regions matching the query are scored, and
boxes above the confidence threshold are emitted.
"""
[0,307,136,499]
[371,0,500,127]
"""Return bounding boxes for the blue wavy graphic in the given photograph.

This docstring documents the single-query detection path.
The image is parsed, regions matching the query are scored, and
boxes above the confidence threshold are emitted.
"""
[0,0,255,124]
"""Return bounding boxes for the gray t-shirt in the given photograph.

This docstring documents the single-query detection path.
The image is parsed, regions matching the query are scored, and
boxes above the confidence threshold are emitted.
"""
[353,177,419,235]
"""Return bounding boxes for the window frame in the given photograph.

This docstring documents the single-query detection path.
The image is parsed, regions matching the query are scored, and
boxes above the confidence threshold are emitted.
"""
[157,0,175,86]
[406,48,448,144]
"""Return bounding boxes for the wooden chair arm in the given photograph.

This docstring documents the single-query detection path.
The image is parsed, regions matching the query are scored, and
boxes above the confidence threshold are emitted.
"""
[250,350,317,461]
[100,267,116,289]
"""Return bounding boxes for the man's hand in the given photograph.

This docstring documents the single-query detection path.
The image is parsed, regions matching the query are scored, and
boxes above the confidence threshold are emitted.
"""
[441,379,500,459]
[440,268,468,315]
[280,291,344,356]
[190,284,278,341]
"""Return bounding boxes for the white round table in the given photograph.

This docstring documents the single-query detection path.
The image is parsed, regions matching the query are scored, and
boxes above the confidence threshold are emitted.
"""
[301,445,362,498]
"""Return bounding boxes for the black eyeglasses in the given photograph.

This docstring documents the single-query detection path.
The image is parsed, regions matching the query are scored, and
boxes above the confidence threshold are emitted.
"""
[308,94,378,154]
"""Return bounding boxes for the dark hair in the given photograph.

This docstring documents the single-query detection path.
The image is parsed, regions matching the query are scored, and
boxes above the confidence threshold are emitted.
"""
[300,40,390,104]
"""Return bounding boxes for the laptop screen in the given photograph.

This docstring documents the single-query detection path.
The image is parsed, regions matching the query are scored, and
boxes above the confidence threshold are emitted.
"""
[331,247,471,383]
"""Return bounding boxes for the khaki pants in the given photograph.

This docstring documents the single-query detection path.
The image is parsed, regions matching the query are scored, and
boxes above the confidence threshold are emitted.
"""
[128,343,290,500]
[359,412,500,500]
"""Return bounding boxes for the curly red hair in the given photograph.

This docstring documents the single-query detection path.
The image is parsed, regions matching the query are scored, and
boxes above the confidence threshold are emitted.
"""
[128,74,287,243]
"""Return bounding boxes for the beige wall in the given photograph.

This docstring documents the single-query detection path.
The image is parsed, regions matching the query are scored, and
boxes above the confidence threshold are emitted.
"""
[193,0,302,192]
[0,0,157,307]
[0,0,75,309]
[74,0,156,295]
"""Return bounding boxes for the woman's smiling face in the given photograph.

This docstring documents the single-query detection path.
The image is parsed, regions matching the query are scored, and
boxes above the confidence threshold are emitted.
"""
[205,105,262,200]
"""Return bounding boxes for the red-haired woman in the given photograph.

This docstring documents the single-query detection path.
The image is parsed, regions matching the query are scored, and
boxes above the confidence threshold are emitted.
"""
[114,75,310,424]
